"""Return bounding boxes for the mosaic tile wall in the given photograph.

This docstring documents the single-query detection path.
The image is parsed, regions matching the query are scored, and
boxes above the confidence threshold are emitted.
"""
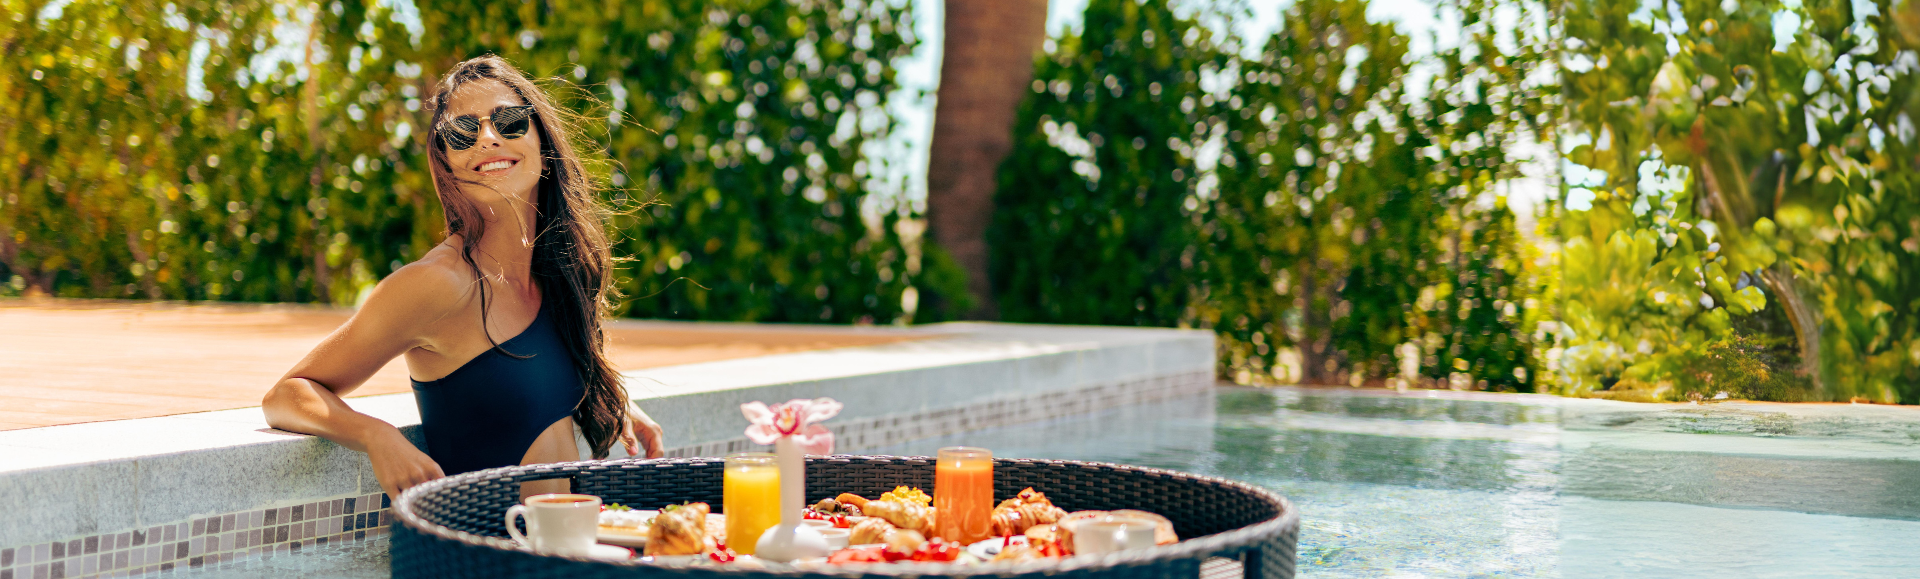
[666,369,1215,457]
[0,493,388,579]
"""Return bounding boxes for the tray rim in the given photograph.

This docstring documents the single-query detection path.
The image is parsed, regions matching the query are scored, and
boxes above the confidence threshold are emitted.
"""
[393,454,1301,577]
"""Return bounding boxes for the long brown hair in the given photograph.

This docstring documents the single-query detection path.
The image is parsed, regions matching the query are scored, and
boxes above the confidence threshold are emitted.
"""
[423,55,627,459]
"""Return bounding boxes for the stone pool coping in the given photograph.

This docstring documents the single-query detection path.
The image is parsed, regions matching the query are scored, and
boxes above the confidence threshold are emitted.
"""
[0,321,1215,559]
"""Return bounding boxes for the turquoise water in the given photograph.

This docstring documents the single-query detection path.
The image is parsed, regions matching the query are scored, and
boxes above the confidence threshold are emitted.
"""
[869,388,1920,578]
[174,386,1920,577]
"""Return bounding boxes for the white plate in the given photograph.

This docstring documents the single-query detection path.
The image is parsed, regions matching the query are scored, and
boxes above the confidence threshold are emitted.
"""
[598,509,658,547]
[589,544,635,561]
[598,531,649,548]
[966,535,1028,559]
[597,511,729,549]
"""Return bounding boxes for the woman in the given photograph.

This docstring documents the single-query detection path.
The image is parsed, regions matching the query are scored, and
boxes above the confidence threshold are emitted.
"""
[263,55,664,500]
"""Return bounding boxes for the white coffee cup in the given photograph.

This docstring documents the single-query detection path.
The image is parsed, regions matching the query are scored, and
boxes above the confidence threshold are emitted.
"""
[505,493,601,557]
[1067,516,1158,555]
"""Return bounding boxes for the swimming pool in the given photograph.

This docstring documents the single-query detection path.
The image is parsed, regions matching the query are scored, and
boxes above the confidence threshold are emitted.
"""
[167,386,1920,578]
[871,387,1920,578]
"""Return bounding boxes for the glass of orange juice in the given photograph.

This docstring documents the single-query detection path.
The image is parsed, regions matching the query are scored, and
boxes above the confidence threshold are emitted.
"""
[724,452,781,554]
[933,446,993,544]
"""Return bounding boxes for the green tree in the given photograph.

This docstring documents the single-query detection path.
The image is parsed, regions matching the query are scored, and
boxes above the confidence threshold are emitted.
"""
[0,0,432,303]
[1561,0,1920,401]
[1211,0,1432,385]
[2,0,951,326]
[990,0,1236,326]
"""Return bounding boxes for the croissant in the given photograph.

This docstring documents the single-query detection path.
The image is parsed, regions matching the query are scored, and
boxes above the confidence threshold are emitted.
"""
[645,503,712,556]
[850,517,897,545]
[990,488,1067,536]
[861,498,935,532]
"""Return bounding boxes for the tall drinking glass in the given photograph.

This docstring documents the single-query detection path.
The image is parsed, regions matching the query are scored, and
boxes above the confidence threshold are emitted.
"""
[933,446,993,544]
[724,452,781,555]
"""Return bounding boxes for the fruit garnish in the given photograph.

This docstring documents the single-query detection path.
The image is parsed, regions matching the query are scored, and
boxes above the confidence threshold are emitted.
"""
[603,503,632,512]
[708,544,737,563]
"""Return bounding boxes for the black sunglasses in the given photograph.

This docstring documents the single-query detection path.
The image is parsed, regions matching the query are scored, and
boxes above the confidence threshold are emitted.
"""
[439,105,537,151]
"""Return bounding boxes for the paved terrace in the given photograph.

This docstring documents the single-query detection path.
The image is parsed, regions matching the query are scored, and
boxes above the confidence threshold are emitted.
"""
[0,299,924,430]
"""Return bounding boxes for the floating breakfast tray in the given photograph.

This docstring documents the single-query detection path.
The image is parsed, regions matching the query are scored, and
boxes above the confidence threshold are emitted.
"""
[391,455,1300,579]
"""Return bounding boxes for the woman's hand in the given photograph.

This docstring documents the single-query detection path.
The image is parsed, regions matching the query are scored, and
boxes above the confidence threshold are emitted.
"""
[620,401,666,458]
[367,428,446,500]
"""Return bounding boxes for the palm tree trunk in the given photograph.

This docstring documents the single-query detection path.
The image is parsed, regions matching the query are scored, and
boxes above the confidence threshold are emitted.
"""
[925,0,1051,320]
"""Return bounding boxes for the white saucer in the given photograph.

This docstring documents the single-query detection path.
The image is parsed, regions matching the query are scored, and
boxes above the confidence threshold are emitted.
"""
[589,544,635,560]
[966,535,1028,559]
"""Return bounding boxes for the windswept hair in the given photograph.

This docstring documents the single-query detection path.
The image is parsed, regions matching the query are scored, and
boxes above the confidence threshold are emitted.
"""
[423,55,627,459]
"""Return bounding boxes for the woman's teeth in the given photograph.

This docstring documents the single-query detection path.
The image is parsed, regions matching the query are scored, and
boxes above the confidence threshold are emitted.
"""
[477,160,514,172]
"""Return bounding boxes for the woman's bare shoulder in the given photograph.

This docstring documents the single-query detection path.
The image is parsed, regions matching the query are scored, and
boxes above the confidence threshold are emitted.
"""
[360,244,477,325]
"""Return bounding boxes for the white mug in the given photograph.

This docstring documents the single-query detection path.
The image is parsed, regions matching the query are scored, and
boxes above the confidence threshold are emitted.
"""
[1068,516,1158,555]
[505,493,601,557]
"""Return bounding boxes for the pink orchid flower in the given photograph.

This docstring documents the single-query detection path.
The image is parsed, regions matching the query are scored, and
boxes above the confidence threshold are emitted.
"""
[741,397,842,454]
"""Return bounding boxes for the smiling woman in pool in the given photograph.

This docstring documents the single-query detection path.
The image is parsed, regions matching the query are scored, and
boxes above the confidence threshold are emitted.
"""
[263,55,664,500]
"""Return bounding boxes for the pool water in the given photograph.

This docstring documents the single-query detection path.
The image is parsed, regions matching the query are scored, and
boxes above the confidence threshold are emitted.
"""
[172,386,1920,578]
[870,387,1920,578]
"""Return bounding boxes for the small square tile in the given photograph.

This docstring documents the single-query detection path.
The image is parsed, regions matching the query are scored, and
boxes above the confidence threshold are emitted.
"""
[223,514,236,532]
[161,526,174,543]
[173,542,188,560]
[1,568,10,579]
[31,565,44,579]
[81,556,94,576]
[343,498,357,515]
[291,505,304,523]
[192,519,205,537]
[48,543,60,561]
[83,537,97,556]
[188,556,203,568]
[263,509,277,526]
[276,526,289,543]
[3,547,12,567]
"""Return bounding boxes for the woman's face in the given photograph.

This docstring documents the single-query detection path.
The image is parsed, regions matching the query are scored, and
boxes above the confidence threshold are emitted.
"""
[441,79,544,206]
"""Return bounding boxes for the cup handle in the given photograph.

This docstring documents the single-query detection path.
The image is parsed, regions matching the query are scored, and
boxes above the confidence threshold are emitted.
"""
[505,505,530,547]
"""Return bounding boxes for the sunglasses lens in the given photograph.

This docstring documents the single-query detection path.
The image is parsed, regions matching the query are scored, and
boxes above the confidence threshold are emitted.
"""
[497,107,534,140]
[443,116,481,150]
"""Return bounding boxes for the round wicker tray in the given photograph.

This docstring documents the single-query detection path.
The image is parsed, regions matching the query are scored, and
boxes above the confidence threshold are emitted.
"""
[392,455,1300,579]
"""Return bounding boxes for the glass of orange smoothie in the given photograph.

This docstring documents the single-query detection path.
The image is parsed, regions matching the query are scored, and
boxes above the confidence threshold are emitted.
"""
[932,446,993,544]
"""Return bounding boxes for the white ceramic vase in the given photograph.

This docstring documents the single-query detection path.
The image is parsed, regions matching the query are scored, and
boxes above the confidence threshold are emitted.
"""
[752,438,830,562]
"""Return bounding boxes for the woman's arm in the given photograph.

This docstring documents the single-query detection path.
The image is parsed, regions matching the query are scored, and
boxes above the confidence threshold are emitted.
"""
[263,262,470,498]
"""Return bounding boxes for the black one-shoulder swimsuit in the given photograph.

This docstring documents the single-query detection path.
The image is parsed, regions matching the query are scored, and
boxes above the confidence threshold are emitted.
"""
[409,305,585,476]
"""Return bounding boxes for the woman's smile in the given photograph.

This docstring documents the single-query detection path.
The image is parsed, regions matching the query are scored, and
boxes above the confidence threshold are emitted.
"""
[473,156,520,174]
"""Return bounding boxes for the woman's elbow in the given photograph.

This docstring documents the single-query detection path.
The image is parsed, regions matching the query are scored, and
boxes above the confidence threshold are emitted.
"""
[261,379,300,429]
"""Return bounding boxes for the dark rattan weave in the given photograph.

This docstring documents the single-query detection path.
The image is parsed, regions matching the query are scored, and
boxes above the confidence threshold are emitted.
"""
[393,456,1300,579]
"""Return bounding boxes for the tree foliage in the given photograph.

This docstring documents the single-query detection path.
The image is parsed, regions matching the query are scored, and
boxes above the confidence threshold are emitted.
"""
[989,0,1234,327]
[1561,0,1920,401]
[0,0,948,325]
[996,0,1551,391]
